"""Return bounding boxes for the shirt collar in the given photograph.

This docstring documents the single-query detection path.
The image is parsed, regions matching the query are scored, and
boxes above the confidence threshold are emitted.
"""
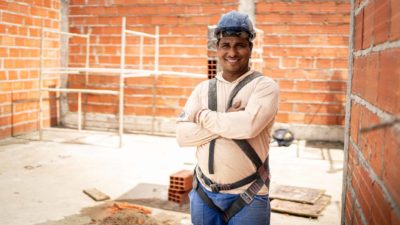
[215,69,255,84]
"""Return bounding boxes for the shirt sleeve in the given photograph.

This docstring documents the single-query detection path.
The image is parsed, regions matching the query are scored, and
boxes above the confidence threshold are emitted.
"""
[176,81,219,147]
[197,79,279,139]
[176,122,219,147]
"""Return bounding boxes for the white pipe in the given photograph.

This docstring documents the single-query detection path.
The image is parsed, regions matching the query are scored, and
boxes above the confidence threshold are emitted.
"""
[44,67,206,78]
[43,28,89,38]
[78,92,81,131]
[154,26,159,74]
[39,20,44,141]
[42,88,119,95]
[125,29,157,38]
[119,17,126,148]
[42,71,80,74]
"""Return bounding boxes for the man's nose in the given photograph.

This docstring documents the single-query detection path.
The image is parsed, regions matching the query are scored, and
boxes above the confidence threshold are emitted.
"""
[227,47,238,57]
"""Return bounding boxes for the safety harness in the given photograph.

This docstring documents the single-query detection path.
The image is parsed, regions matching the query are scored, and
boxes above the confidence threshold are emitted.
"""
[193,71,271,222]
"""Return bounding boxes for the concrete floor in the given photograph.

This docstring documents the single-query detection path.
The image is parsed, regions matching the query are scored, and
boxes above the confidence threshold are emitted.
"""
[0,128,344,225]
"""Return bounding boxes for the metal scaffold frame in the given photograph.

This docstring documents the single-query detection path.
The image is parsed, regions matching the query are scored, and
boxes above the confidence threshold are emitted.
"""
[38,17,205,148]
[251,28,264,72]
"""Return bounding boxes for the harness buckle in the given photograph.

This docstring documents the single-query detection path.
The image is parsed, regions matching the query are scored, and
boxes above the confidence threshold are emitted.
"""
[210,183,231,193]
[240,191,253,204]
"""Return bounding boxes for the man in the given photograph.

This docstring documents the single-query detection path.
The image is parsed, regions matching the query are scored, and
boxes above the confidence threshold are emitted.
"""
[176,11,279,225]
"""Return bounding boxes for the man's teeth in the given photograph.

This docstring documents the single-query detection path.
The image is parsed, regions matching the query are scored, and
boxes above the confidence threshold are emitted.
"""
[227,59,238,62]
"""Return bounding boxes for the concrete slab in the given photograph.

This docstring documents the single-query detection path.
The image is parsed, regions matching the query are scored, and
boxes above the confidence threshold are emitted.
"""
[0,128,343,225]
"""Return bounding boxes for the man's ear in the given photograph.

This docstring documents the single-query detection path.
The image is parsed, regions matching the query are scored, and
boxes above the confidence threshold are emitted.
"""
[249,42,253,51]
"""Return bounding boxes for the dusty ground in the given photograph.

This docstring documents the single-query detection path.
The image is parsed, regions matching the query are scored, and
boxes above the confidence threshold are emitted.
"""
[0,128,344,225]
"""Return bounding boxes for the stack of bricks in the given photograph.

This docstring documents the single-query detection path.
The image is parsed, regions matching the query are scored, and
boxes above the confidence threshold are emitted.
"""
[168,170,193,204]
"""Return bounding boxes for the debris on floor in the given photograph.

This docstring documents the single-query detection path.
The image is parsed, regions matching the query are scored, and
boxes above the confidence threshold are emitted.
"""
[270,184,331,218]
[83,188,110,201]
[111,202,152,215]
[168,170,193,204]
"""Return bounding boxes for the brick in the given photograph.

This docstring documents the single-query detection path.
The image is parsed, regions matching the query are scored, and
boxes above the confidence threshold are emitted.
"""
[377,49,400,114]
[280,91,345,104]
[390,0,400,40]
[382,129,400,205]
[363,1,374,48]
[169,170,193,192]
[155,107,179,117]
[168,189,190,204]
[277,80,294,90]
[352,56,367,96]
[304,114,345,125]
[364,53,379,104]
[370,182,392,225]
[295,103,344,114]
[373,0,391,44]
[350,102,360,144]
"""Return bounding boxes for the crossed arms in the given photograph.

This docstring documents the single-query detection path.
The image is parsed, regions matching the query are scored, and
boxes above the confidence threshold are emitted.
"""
[176,78,279,147]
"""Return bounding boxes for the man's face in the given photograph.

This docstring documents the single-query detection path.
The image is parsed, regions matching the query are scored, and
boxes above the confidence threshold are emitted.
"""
[217,36,252,79]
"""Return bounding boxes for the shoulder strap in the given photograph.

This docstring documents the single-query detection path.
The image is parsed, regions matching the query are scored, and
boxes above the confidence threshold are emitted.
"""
[226,71,263,110]
[208,78,217,174]
[208,78,217,110]
[229,72,263,168]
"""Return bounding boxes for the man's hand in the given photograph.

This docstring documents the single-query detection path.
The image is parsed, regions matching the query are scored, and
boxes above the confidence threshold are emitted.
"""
[227,100,244,112]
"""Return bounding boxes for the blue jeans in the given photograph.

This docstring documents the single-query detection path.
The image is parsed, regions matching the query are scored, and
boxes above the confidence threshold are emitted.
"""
[189,183,271,225]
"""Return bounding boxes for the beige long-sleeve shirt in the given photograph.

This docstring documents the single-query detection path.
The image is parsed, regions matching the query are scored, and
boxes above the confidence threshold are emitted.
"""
[176,70,279,195]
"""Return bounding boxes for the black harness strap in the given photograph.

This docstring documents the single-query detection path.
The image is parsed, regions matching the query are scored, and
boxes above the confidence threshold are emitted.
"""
[208,78,218,174]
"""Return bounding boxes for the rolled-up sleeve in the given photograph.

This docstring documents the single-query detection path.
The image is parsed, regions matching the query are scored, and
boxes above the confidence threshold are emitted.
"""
[197,79,279,139]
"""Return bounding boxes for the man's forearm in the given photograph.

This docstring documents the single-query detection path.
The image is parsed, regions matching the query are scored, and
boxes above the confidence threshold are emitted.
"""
[176,122,219,147]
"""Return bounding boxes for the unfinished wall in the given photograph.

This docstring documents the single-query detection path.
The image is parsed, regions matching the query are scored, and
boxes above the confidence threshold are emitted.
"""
[0,0,61,139]
[66,0,237,134]
[342,0,400,224]
[256,0,350,140]
[1,0,352,139]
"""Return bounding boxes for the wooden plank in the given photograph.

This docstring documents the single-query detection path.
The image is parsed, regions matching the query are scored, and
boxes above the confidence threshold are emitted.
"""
[271,195,331,218]
[83,188,110,201]
[269,184,325,204]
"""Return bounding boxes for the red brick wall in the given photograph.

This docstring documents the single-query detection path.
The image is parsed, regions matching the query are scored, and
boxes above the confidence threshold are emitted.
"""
[343,0,400,224]
[256,0,350,126]
[0,0,61,139]
[67,0,237,121]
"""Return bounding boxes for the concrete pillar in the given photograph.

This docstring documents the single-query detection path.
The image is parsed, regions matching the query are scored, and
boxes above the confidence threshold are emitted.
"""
[60,0,69,125]
[239,0,256,25]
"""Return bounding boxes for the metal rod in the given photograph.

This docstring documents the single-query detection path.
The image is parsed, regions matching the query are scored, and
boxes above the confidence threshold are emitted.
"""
[42,88,119,95]
[85,29,91,85]
[42,67,205,78]
[125,29,157,38]
[42,71,80,74]
[119,17,126,148]
[39,20,44,140]
[84,28,91,130]
[43,28,89,38]
[155,26,159,74]
[78,92,81,131]
[152,26,160,134]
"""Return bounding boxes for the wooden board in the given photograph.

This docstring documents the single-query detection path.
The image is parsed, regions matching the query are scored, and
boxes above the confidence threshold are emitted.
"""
[83,188,110,201]
[269,184,325,204]
[271,195,331,218]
